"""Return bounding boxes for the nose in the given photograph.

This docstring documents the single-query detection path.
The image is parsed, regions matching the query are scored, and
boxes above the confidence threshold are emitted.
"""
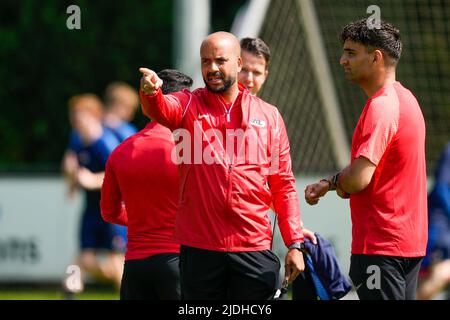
[339,54,347,66]
[244,72,253,84]
[210,62,219,72]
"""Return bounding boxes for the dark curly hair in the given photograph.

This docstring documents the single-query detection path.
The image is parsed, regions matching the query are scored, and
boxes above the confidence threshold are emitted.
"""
[157,69,193,94]
[340,19,402,65]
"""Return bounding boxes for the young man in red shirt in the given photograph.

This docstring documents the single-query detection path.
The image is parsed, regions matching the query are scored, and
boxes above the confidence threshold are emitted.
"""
[100,70,193,300]
[305,19,427,300]
[139,31,305,299]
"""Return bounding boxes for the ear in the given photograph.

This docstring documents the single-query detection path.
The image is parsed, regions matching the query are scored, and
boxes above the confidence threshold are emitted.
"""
[237,56,243,72]
[261,70,269,85]
[373,49,383,65]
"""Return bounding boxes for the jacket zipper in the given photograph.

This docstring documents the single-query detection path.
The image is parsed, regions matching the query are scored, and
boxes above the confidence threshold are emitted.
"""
[226,111,234,250]
[218,95,236,249]
[218,96,235,123]
[226,163,233,250]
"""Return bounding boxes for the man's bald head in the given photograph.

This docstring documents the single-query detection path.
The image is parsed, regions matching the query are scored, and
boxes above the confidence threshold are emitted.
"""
[200,32,241,57]
[200,32,242,95]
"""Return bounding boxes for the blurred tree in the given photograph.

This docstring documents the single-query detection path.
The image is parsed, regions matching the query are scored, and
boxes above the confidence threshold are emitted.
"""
[0,0,173,172]
[0,0,247,172]
[211,0,246,31]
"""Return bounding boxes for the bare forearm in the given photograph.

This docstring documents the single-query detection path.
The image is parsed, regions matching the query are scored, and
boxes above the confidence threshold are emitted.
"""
[305,157,376,205]
[338,168,369,194]
[336,165,362,194]
[335,157,376,194]
[77,169,105,190]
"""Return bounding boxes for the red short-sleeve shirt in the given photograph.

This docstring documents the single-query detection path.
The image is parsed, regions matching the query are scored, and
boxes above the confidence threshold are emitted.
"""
[101,122,181,260]
[350,81,427,257]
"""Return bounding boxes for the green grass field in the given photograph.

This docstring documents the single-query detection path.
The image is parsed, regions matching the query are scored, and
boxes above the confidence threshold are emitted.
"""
[0,291,118,300]
[0,284,119,300]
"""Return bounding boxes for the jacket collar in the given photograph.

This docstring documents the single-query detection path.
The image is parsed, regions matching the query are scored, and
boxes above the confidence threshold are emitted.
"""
[203,83,252,130]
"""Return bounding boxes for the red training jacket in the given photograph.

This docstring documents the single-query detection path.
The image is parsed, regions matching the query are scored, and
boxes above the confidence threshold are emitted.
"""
[140,84,304,252]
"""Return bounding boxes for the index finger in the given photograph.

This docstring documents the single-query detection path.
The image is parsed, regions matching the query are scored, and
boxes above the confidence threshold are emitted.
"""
[288,267,300,284]
[284,265,291,286]
[139,67,154,76]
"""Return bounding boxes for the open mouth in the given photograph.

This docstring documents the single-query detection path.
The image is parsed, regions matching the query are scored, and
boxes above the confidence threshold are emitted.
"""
[207,73,224,84]
[209,78,223,84]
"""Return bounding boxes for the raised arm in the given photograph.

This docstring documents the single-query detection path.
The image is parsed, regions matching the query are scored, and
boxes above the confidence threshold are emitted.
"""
[139,67,190,130]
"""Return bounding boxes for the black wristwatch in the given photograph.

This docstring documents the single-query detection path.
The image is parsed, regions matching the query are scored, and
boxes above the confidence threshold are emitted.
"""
[331,172,341,191]
[288,242,305,252]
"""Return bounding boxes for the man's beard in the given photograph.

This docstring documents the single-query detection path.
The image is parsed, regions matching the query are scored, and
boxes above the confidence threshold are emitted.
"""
[204,72,235,93]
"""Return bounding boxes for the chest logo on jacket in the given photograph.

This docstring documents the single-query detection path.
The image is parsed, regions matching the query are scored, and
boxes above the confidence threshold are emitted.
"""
[249,119,266,128]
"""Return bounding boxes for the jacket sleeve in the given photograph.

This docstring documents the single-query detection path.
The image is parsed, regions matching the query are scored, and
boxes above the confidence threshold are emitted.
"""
[100,159,128,226]
[267,111,304,247]
[140,89,191,131]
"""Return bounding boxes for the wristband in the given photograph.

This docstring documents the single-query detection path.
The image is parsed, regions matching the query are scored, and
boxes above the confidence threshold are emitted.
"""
[332,172,341,190]
[288,242,305,252]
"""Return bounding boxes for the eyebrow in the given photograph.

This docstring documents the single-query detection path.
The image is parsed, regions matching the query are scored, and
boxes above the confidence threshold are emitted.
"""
[201,56,228,61]
[343,48,356,52]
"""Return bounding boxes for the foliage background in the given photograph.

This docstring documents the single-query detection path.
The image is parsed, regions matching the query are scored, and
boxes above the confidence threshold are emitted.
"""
[1,0,448,174]
[0,0,245,172]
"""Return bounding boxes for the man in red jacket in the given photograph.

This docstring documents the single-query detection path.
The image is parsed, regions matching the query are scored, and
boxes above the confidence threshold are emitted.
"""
[101,70,193,299]
[139,31,305,300]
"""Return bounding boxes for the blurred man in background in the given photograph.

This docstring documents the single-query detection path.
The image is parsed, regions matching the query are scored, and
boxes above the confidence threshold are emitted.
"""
[103,81,139,141]
[305,19,427,300]
[238,37,270,96]
[101,70,193,300]
[61,94,126,297]
[74,82,139,190]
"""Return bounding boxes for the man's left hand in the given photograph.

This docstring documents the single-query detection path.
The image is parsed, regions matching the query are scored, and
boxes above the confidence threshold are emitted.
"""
[284,249,305,286]
[302,228,317,245]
